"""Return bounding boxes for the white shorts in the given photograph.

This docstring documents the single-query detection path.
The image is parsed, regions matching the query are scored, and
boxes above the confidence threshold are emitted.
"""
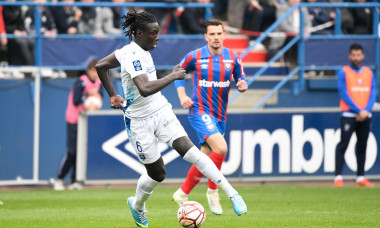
[123,104,187,164]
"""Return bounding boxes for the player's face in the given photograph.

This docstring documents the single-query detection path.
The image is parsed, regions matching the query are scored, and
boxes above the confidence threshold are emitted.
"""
[139,22,160,51]
[349,49,364,68]
[205,25,225,51]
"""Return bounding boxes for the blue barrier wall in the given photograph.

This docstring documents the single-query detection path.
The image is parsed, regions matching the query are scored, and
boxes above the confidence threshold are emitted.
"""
[85,111,380,180]
[1,78,379,181]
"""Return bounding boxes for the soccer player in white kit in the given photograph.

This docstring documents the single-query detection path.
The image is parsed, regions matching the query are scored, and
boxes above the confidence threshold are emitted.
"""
[95,9,247,227]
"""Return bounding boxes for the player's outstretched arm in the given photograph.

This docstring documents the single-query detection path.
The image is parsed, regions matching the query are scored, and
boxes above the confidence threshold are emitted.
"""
[95,53,124,109]
[133,65,186,97]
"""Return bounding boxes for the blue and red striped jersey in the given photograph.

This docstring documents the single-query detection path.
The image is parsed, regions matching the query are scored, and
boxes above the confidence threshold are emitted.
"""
[174,45,246,122]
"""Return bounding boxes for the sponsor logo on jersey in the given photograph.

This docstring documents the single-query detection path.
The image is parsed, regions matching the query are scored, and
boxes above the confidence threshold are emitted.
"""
[197,59,209,63]
[147,66,156,74]
[198,79,230,88]
[133,60,142,71]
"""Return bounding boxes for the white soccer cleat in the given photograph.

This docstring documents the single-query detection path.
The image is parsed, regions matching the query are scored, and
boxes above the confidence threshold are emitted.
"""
[53,179,65,191]
[206,189,223,215]
[68,182,84,190]
[172,188,188,206]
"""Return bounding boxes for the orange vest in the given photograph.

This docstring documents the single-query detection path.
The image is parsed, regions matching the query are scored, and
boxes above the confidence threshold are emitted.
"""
[340,65,372,111]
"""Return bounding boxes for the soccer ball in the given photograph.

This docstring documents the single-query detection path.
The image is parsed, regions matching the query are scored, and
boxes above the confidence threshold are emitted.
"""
[177,201,206,228]
[84,95,102,111]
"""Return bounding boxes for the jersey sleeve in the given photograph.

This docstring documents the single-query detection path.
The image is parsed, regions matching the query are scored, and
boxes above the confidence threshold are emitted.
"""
[115,47,146,79]
[337,69,361,113]
[365,70,376,112]
[175,51,195,89]
[233,53,246,82]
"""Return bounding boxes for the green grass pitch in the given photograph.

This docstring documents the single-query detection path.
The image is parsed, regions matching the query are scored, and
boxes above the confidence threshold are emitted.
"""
[0,184,379,227]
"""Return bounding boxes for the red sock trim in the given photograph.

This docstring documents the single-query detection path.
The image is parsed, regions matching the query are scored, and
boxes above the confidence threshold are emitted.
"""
[208,152,226,190]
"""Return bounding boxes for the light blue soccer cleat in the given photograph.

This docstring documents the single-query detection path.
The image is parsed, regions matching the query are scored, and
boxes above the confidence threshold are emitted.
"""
[230,194,247,215]
[127,197,149,227]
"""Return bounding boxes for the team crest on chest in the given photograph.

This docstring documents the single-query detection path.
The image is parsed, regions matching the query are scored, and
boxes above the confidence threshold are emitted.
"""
[358,78,363,85]
[225,63,231,71]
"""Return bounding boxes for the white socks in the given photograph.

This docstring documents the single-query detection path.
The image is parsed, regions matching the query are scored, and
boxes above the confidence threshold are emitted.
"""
[183,146,238,198]
[133,174,160,210]
[335,175,343,181]
[356,176,365,183]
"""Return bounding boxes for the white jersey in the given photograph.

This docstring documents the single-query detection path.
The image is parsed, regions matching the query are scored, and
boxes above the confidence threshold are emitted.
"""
[115,41,168,118]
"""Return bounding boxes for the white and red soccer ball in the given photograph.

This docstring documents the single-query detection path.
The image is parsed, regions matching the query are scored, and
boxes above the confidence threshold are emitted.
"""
[177,201,206,228]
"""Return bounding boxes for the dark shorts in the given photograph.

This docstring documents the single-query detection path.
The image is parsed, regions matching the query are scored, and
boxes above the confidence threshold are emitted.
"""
[188,113,226,146]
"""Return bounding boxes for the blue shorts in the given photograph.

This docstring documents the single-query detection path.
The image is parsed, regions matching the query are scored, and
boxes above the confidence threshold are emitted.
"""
[188,113,226,146]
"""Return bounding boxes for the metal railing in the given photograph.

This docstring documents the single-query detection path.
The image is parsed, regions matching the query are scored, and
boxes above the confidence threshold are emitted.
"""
[229,2,380,110]
[0,1,213,69]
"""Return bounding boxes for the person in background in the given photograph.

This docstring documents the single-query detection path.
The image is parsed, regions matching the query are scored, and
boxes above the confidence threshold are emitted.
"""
[334,43,376,187]
[305,0,333,35]
[77,0,102,35]
[51,0,82,34]
[349,0,373,35]
[327,0,354,34]
[95,0,130,35]
[266,0,311,68]
[177,0,210,34]
[172,19,248,215]
[54,59,102,191]
[0,6,7,49]
[95,9,247,227]
[24,0,57,36]
[3,0,34,65]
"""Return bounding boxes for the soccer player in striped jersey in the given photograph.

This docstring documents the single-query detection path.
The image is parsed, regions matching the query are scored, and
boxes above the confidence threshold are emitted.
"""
[95,10,247,227]
[173,19,248,215]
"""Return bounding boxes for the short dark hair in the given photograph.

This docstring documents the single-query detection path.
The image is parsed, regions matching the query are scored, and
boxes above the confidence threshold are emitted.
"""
[121,8,157,40]
[87,58,99,70]
[204,19,224,33]
[349,43,363,53]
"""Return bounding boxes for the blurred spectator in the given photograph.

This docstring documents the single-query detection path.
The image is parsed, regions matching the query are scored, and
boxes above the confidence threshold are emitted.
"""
[77,0,102,34]
[349,0,373,34]
[243,0,281,49]
[177,0,210,34]
[24,0,57,36]
[95,0,130,35]
[145,0,178,34]
[3,0,34,65]
[0,6,7,48]
[327,0,354,34]
[212,0,228,20]
[305,0,333,35]
[228,0,280,50]
[54,59,102,191]
[51,0,82,34]
[267,0,311,67]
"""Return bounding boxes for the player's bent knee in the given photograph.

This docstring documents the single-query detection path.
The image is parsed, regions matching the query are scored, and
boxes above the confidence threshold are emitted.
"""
[172,136,194,157]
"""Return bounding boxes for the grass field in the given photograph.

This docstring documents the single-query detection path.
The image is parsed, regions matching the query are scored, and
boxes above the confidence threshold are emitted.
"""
[0,184,379,228]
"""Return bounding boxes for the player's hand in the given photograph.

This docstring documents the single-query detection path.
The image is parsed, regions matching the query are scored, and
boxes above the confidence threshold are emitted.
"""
[356,110,369,122]
[180,95,193,109]
[172,65,186,80]
[110,95,124,110]
[237,78,248,92]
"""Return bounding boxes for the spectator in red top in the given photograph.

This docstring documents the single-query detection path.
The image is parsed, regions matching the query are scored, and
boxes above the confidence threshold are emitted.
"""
[0,6,7,47]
